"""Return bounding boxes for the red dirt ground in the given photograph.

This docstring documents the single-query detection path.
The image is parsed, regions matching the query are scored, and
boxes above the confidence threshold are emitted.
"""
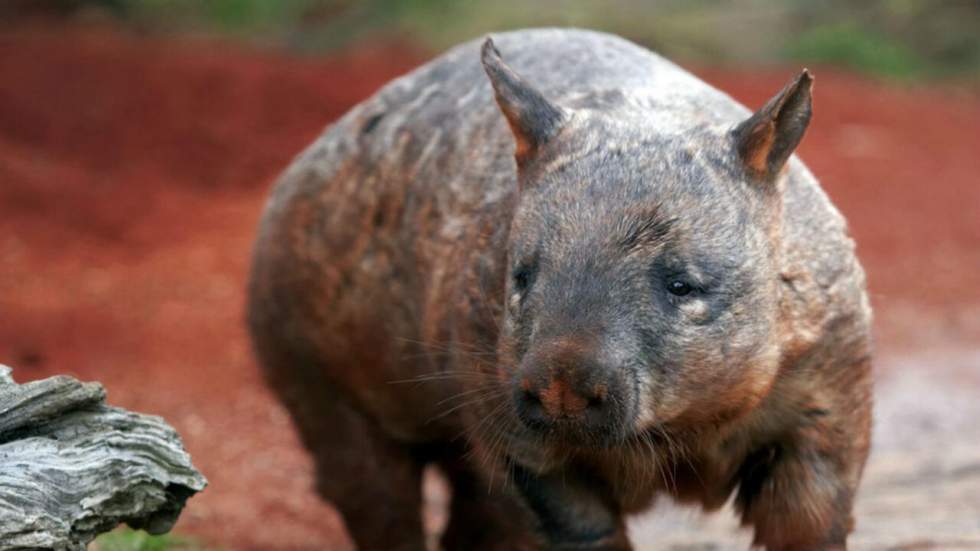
[1,22,977,551]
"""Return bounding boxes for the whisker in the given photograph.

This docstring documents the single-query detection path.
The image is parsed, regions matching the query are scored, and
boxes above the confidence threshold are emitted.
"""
[387,368,493,385]
[433,384,503,407]
[426,388,510,424]
[478,399,517,493]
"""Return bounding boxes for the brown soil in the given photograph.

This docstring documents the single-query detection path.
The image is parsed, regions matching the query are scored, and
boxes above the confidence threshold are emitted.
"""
[1,22,977,551]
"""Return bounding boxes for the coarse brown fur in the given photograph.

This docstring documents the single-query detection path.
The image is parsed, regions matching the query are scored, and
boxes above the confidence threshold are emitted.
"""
[247,29,872,550]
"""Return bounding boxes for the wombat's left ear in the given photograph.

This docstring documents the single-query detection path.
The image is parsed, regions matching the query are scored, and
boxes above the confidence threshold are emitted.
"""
[733,69,813,181]
[481,37,567,167]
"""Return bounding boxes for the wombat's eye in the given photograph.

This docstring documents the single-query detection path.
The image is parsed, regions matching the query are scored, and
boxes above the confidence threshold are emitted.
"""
[513,267,532,293]
[667,280,693,297]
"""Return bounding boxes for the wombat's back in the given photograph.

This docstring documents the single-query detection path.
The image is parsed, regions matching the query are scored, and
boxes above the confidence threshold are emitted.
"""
[266,28,758,214]
[248,28,866,441]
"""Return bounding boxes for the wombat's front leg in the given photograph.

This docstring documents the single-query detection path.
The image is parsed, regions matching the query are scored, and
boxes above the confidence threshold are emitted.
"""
[511,464,632,551]
[736,382,871,550]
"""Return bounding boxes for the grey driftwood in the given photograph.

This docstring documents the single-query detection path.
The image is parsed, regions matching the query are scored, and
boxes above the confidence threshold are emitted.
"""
[0,365,206,550]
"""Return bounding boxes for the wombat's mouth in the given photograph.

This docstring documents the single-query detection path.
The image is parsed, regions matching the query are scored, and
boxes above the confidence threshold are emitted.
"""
[515,415,634,450]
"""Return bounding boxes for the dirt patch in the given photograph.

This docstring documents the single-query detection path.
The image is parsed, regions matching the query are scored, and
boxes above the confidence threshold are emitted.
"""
[0,22,977,550]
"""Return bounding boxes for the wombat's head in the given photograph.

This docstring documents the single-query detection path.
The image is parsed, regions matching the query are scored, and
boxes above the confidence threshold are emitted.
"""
[481,38,812,447]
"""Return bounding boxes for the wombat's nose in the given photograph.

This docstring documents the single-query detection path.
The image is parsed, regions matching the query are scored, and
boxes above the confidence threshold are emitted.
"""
[512,338,628,437]
[517,375,608,420]
[514,367,620,435]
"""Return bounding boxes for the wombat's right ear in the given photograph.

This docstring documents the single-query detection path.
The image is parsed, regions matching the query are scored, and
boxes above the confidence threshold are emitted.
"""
[733,69,813,182]
[481,37,567,168]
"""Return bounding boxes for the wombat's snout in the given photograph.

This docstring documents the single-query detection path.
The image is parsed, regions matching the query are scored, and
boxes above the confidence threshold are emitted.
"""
[513,338,629,439]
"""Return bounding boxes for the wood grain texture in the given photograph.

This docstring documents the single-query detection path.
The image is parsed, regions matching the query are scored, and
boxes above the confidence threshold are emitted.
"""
[0,365,206,551]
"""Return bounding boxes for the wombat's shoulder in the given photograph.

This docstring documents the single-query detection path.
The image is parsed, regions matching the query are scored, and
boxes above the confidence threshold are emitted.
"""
[779,161,872,357]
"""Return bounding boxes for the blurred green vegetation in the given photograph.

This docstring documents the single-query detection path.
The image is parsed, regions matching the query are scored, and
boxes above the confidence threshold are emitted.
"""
[15,0,980,80]
[785,22,924,79]
[92,528,216,551]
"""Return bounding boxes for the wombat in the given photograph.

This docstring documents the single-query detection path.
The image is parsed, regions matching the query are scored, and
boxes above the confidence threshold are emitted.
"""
[247,29,872,551]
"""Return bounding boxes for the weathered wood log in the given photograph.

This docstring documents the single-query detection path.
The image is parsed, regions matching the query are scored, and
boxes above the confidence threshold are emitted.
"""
[0,365,207,551]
